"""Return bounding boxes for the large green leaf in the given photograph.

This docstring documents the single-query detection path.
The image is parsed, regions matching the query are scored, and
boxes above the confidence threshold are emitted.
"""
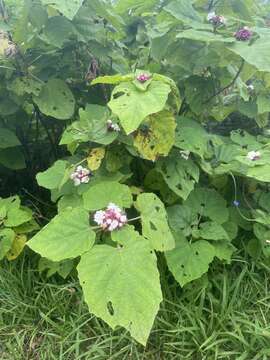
[4,208,32,227]
[135,193,175,251]
[27,208,95,261]
[157,156,199,200]
[228,39,270,72]
[41,16,76,48]
[77,237,162,345]
[165,232,215,287]
[164,0,202,24]
[192,221,230,241]
[0,128,20,149]
[133,111,176,161]
[0,147,26,170]
[41,0,84,20]
[83,181,133,211]
[34,79,75,120]
[109,81,171,134]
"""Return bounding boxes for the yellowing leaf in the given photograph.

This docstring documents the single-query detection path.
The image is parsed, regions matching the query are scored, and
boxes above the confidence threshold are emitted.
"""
[6,234,27,260]
[134,111,176,161]
[87,147,105,171]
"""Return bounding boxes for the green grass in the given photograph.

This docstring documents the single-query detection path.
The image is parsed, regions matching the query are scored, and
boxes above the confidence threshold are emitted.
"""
[1,252,270,360]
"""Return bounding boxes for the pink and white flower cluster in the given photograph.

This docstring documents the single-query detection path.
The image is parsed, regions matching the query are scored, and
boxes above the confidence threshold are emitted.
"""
[94,203,127,231]
[136,73,151,83]
[107,119,120,132]
[234,27,253,41]
[207,12,226,26]
[70,166,91,186]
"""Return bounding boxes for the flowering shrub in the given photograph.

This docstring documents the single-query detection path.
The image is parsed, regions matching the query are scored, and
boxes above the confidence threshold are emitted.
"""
[1,0,270,346]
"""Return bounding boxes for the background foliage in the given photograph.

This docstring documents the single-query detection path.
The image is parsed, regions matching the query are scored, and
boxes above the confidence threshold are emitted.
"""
[1,0,270,347]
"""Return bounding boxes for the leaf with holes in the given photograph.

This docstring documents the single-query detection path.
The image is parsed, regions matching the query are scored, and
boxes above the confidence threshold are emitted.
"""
[77,237,162,345]
[165,231,215,287]
[27,208,95,261]
[135,193,175,251]
[185,188,229,224]
[157,155,199,200]
[133,111,176,161]
[109,81,171,134]
[34,79,75,120]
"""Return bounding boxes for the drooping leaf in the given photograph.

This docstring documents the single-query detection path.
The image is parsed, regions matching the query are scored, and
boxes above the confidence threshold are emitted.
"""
[165,232,215,287]
[77,239,162,345]
[109,81,171,134]
[34,79,75,120]
[133,111,176,161]
[6,234,27,260]
[83,181,133,211]
[27,208,95,261]
[135,193,175,251]
[87,147,106,171]
[0,229,15,260]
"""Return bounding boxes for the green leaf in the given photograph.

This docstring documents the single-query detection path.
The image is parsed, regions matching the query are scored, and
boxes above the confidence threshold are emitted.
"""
[192,221,230,241]
[36,160,69,190]
[60,104,118,146]
[27,208,95,261]
[83,182,133,211]
[157,155,199,200]
[34,79,75,120]
[164,0,203,25]
[111,225,143,245]
[165,232,215,287]
[185,188,229,224]
[77,239,162,345]
[4,208,32,227]
[213,241,235,263]
[0,229,15,260]
[0,128,20,149]
[133,111,176,161]
[41,16,76,48]
[109,81,171,134]
[91,74,133,85]
[167,205,196,237]
[41,0,84,20]
[257,95,270,115]
[174,117,209,157]
[228,39,270,73]
[135,193,175,251]
[176,29,234,43]
[0,147,26,170]
[38,257,74,279]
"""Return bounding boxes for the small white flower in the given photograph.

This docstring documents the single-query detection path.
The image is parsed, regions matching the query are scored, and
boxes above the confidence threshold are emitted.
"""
[107,120,120,132]
[207,12,216,21]
[94,210,105,225]
[247,84,254,92]
[246,150,261,161]
[107,202,121,212]
[180,150,190,160]
[266,240,270,244]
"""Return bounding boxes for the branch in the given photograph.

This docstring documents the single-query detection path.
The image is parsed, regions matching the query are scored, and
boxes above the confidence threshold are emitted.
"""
[203,59,245,104]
